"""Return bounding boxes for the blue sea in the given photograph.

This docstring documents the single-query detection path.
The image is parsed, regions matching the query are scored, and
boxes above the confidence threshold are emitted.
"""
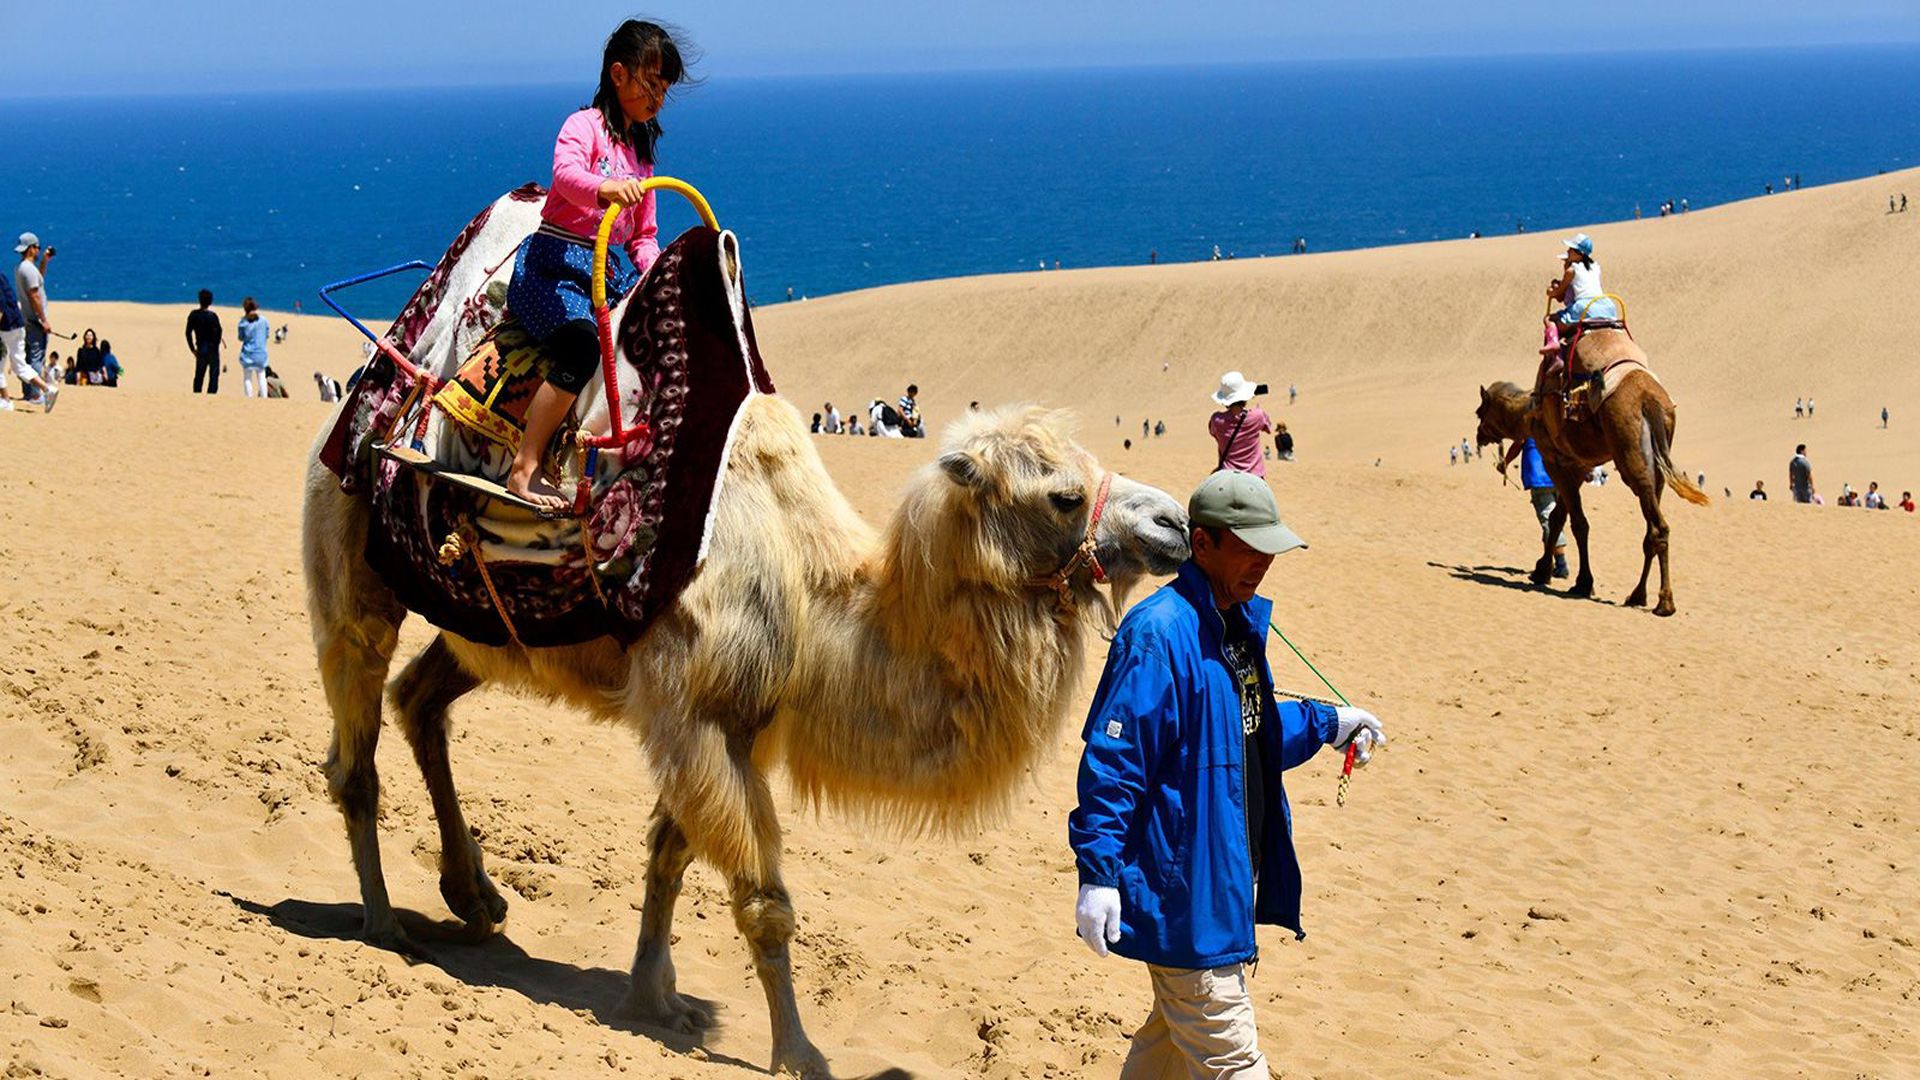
[7,45,1920,316]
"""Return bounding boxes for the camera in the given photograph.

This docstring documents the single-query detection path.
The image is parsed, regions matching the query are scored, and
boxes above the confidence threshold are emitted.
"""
[1254,383,1269,395]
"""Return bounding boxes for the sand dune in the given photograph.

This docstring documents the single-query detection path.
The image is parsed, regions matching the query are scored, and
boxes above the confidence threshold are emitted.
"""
[2,168,1916,1078]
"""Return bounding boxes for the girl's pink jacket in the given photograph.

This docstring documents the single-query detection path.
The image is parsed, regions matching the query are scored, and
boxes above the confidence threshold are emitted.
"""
[541,107,660,273]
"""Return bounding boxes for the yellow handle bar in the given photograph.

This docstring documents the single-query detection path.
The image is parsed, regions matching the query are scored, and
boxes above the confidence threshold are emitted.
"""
[592,176,720,308]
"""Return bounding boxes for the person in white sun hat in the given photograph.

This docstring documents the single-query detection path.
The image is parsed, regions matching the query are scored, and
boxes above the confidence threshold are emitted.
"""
[1208,371,1273,477]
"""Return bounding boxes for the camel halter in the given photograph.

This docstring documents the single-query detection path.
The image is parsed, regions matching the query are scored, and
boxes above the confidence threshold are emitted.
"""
[1029,471,1113,606]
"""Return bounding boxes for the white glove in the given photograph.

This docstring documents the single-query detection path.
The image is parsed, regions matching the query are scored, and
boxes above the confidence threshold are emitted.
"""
[1332,706,1387,767]
[1075,885,1122,957]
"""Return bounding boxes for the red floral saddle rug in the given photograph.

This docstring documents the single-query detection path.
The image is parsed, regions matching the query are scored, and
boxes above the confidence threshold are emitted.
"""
[319,189,774,648]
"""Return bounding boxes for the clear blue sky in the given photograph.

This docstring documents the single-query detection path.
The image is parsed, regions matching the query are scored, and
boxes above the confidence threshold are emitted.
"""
[14,1,1920,96]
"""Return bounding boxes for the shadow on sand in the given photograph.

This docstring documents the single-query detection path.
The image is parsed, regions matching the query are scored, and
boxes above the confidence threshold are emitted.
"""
[1430,562,1617,607]
[229,896,913,1078]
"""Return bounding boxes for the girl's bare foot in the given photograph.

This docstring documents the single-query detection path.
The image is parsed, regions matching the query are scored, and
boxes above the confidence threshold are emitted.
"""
[505,463,569,510]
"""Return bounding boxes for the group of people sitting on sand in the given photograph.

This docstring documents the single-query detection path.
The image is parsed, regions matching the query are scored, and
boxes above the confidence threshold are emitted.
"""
[809,385,927,439]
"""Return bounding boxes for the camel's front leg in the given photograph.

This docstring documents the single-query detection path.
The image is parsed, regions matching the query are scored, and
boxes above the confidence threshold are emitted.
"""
[731,874,829,1079]
[1564,486,1594,599]
[618,805,713,1032]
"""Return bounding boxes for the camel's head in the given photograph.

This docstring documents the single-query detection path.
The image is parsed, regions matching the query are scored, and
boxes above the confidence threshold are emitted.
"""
[1476,381,1528,449]
[919,407,1188,618]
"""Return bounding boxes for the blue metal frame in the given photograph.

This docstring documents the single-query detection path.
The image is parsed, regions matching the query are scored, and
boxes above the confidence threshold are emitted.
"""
[318,260,433,344]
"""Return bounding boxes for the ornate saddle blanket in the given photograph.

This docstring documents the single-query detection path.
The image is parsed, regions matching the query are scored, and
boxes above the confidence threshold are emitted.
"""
[318,186,775,648]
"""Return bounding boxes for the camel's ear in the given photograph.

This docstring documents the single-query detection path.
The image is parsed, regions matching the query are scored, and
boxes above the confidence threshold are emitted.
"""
[939,449,985,488]
[1479,384,1489,402]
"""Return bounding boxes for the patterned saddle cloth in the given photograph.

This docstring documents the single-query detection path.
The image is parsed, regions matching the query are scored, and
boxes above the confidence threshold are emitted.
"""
[319,186,775,648]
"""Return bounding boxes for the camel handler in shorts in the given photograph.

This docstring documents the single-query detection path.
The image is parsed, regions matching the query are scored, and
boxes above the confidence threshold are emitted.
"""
[1069,470,1386,1078]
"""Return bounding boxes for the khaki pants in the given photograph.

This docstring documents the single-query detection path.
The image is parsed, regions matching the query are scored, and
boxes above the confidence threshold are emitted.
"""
[1119,963,1267,1080]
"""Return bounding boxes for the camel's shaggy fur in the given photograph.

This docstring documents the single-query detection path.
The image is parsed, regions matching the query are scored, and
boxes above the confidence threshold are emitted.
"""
[303,392,1187,1077]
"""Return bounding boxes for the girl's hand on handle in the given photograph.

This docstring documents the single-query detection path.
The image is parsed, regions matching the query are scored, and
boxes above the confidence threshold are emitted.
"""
[598,178,650,211]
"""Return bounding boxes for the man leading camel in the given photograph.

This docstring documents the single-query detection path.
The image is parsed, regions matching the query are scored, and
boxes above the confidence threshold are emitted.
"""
[1070,470,1387,1077]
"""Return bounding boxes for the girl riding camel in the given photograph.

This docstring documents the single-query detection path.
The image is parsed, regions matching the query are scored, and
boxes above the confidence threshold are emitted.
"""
[1536,233,1619,391]
[505,20,693,509]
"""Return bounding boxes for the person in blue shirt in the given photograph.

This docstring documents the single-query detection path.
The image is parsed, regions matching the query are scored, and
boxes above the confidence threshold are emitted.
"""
[1069,470,1387,1078]
[1498,436,1569,578]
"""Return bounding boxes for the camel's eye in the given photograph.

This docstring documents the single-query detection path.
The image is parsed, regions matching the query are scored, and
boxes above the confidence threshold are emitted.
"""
[1049,490,1086,514]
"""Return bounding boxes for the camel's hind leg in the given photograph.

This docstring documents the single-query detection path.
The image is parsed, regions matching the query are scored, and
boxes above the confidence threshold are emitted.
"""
[389,634,506,938]
[306,495,411,951]
[1628,473,1675,616]
[619,805,712,1032]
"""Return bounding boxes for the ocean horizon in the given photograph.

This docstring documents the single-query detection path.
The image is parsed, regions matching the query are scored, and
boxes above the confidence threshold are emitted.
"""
[7,43,1920,316]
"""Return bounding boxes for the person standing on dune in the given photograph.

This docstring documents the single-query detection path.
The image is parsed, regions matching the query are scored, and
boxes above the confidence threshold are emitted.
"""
[1208,372,1273,477]
[1070,471,1386,1079]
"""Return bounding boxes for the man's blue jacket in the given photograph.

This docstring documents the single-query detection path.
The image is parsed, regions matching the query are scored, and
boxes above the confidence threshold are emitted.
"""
[1069,560,1336,970]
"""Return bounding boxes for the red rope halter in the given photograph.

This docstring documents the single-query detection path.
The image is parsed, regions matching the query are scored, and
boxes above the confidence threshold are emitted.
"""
[1029,471,1113,605]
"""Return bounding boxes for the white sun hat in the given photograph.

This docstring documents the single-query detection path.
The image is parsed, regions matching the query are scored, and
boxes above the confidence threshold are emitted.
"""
[1211,371,1263,407]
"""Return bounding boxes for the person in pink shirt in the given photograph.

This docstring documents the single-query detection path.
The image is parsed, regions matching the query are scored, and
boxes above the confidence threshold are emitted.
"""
[506,19,691,508]
[1208,371,1274,477]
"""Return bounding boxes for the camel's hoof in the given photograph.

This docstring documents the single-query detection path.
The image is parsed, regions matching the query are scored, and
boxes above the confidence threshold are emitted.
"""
[1653,599,1676,617]
[771,1043,833,1079]
[617,988,715,1035]
[441,867,509,938]
[1623,587,1647,607]
[1567,579,1594,599]
[1528,567,1552,587]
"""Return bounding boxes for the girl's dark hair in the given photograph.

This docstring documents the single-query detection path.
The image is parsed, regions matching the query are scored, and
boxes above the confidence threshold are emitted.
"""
[1576,253,1594,269]
[590,19,698,163]
[243,296,257,313]
[99,340,111,353]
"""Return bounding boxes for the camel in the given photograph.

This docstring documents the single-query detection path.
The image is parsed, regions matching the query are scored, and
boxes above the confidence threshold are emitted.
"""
[303,392,1190,1077]
[1474,327,1708,616]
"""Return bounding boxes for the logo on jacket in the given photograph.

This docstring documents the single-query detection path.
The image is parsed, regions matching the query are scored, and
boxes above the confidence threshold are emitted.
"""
[1105,720,1123,739]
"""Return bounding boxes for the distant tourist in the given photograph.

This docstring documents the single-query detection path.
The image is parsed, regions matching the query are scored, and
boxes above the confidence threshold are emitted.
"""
[1795,397,1804,419]
[237,297,272,398]
[1153,420,1165,438]
[1807,396,1815,417]
[14,233,55,392]
[898,384,925,438]
[0,253,59,412]
[823,401,841,434]
[73,329,103,383]
[1900,491,1915,513]
[810,412,822,434]
[1787,445,1815,505]
[1211,245,1221,261]
[1142,419,1149,438]
[869,398,904,438]
[1149,249,1157,265]
[1864,482,1887,510]
[315,371,343,402]
[264,365,289,399]
[1882,406,1889,429]
[1680,198,1689,212]
[1749,481,1767,501]
[968,400,979,412]
[1450,445,1459,467]
[99,340,121,387]
[1207,371,1273,477]
[1275,422,1293,461]
[186,289,224,394]
[1288,383,1297,405]
[845,414,863,436]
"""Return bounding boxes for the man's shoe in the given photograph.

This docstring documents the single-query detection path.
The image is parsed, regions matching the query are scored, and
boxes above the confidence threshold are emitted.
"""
[1553,554,1570,579]
[41,385,57,414]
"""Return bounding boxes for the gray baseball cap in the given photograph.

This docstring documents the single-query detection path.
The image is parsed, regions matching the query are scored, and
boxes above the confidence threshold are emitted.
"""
[1188,471,1307,555]
[14,232,39,254]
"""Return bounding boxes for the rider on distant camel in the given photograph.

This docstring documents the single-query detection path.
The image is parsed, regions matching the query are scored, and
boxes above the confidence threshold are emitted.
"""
[1535,233,1618,394]
[505,20,691,509]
